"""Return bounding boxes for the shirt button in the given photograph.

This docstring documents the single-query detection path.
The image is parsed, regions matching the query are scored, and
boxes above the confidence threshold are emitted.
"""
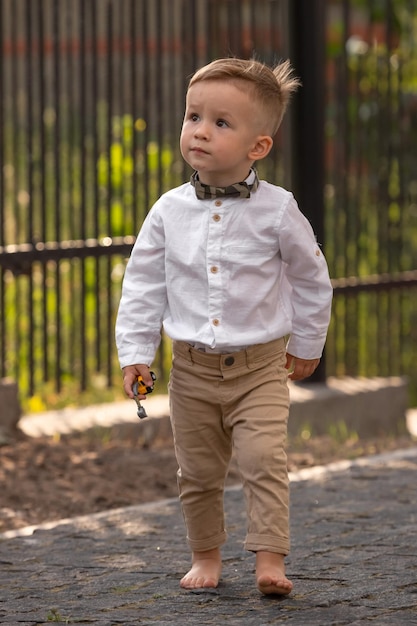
[315,249,321,256]
[212,318,220,326]
[213,214,221,222]
[215,200,222,207]
[210,266,218,273]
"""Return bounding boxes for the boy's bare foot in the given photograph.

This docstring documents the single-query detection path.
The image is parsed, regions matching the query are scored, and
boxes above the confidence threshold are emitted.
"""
[256,551,293,596]
[180,548,222,589]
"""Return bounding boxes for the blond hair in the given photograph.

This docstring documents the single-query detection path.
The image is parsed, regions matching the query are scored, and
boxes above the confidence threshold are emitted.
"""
[189,57,301,136]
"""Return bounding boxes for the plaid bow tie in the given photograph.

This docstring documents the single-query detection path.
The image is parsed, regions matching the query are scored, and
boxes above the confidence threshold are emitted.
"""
[190,170,259,200]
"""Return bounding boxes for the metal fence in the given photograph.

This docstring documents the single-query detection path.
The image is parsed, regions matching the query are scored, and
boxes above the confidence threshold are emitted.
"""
[323,0,417,398]
[1,0,416,407]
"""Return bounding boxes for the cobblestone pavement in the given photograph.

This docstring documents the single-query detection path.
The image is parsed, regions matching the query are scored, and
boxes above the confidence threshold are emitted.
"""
[0,447,416,625]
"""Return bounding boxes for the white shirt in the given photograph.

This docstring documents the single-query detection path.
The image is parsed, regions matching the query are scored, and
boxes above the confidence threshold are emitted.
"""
[115,179,333,367]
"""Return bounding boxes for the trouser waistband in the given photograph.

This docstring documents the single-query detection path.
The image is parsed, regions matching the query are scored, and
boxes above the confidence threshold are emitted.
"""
[173,337,286,371]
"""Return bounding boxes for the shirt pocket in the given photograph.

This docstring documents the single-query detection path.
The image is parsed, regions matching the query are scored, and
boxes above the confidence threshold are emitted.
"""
[222,241,278,262]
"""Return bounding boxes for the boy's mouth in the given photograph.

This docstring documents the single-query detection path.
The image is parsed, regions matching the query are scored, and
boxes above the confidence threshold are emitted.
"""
[191,146,209,155]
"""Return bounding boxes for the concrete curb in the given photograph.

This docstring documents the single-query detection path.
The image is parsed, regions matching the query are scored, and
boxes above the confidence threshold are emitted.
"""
[19,376,412,442]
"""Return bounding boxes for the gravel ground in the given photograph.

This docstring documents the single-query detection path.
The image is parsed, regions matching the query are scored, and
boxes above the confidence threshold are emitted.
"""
[1,425,415,534]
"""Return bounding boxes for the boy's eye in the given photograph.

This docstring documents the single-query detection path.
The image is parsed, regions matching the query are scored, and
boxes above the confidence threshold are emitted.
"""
[190,113,200,122]
[216,119,229,128]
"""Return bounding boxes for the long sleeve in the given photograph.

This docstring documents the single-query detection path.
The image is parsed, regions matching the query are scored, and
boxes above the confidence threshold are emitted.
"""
[115,207,168,368]
[277,196,333,359]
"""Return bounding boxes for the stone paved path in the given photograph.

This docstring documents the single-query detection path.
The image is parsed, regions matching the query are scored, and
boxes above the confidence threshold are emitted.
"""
[1,447,416,625]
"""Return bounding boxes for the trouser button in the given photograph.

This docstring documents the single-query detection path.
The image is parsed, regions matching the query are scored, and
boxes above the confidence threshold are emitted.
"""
[224,356,235,366]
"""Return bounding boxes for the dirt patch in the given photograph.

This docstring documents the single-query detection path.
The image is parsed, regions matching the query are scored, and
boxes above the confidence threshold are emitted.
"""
[0,426,415,534]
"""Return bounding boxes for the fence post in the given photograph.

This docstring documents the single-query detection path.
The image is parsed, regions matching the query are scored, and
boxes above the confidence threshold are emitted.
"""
[0,379,21,443]
[288,0,327,383]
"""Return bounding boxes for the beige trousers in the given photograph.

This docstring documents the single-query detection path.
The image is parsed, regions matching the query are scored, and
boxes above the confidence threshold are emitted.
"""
[169,337,290,555]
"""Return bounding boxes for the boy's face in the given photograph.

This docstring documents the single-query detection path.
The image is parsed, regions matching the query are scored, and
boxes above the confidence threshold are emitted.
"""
[180,80,269,188]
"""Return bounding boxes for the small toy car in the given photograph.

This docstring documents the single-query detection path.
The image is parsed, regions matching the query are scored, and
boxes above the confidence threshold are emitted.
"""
[132,371,157,419]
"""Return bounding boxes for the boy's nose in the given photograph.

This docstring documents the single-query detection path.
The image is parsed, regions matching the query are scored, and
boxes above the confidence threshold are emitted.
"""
[194,122,209,139]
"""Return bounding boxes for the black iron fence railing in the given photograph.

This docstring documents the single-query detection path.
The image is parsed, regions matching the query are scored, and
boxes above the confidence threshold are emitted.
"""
[1,0,416,407]
[332,271,417,295]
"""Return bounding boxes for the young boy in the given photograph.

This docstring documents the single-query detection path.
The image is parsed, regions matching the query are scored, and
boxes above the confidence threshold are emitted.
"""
[115,57,333,595]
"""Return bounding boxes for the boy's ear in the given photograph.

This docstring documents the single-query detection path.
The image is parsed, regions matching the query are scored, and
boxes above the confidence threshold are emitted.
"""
[249,135,274,162]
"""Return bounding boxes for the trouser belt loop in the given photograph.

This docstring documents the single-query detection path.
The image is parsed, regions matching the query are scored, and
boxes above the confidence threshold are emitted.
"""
[245,346,251,368]
[187,343,195,364]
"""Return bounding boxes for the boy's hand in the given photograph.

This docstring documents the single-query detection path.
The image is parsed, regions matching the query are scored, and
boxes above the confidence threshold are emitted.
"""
[122,364,152,399]
[285,353,320,381]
